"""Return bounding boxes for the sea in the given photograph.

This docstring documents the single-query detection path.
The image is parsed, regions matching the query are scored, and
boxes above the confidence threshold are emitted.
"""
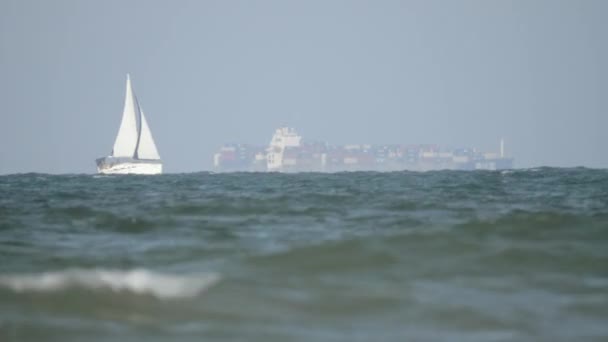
[0,168,607,342]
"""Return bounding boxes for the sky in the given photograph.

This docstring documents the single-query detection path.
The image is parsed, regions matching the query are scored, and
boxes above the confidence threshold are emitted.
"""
[0,0,606,173]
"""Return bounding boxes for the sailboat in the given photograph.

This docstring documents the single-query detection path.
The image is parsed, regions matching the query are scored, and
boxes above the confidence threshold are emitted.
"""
[96,74,162,174]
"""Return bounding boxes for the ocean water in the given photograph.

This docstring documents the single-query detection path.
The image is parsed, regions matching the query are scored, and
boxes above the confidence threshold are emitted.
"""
[0,168,607,341]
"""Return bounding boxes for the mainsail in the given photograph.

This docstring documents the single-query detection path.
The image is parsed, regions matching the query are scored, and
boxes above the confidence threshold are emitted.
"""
[111,74,160,160]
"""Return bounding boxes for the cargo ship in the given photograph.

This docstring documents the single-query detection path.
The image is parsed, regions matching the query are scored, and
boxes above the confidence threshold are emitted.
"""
[213,127,514,172]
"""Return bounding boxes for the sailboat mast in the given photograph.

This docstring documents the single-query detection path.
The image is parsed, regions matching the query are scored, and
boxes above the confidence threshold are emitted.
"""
[133,95,143,159]
[129,75,143,160]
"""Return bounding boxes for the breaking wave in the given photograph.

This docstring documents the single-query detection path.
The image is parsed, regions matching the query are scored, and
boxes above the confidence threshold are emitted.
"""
[0,268,220,299]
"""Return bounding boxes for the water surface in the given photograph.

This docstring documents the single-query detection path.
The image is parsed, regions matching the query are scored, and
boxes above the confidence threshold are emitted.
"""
[1,169,607,341]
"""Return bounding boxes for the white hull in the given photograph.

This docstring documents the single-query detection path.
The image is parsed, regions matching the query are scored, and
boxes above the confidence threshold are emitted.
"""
[97,162,162,175]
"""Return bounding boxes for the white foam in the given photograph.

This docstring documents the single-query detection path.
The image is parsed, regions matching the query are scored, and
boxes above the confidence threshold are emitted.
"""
[0,268,220,299]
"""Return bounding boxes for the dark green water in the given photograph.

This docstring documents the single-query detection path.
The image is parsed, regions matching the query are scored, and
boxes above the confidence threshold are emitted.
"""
[0,169,607,341]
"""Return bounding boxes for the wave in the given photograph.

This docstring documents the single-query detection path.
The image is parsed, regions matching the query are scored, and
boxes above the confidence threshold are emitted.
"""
[0,268,220,299]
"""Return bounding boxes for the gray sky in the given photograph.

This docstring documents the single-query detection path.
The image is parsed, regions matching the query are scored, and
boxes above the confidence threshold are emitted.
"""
[1,0,606,173]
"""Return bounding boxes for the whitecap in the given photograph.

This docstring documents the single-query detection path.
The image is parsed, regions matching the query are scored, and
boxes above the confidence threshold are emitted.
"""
[0,268,220,299]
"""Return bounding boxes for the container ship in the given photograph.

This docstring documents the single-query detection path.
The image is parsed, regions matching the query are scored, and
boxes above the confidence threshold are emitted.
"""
[213,127,514,172]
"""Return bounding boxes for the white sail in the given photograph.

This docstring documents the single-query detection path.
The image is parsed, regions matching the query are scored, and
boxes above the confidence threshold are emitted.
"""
[112,74,139,157]
[136,109,161,160]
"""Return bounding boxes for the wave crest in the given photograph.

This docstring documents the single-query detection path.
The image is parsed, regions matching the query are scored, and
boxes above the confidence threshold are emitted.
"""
[0,268,220,299]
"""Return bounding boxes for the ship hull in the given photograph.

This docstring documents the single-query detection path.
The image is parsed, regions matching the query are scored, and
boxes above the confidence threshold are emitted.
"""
[96,157,162,175]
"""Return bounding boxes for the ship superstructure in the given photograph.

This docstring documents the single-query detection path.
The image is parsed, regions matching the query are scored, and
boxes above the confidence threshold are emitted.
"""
[266,127,302,171]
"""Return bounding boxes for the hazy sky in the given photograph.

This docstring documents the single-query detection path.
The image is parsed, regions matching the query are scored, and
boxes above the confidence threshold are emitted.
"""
[1,0,606,173]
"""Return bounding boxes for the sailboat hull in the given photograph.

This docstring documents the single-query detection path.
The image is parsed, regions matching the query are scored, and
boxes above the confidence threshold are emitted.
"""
[96,157,162,175]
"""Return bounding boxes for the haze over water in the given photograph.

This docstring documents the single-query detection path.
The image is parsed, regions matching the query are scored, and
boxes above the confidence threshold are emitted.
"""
[1,169,607,341]
[1,0,607,173]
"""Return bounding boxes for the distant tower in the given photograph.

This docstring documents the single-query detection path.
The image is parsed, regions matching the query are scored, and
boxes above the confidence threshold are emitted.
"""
[500,138,505,158]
